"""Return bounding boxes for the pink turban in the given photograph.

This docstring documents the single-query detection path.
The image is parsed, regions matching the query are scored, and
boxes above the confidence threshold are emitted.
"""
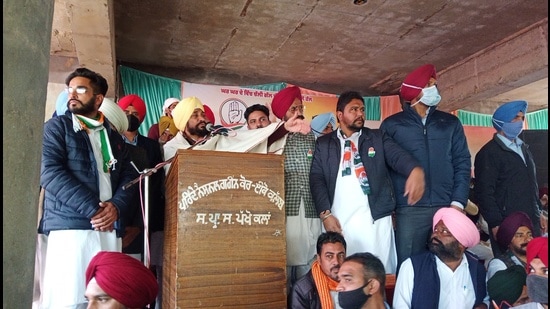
[271,86,302,119]
[86,251,158,308]
[526,237,548,271]
[496,211,533,251]
[172,96,204,131]
[203,104,216,124]
[432,207,480,248]
[118,94,147,123]
[400,64,437,101]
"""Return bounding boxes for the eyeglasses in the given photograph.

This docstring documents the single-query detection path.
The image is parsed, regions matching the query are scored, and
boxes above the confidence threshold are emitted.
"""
[66,86,90,95]
[289,105,305,113]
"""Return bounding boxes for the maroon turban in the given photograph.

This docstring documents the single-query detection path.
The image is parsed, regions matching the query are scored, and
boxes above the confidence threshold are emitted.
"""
[271,86,302,119]
[526,237,548,271]
[400,64,437,101]
[203,104,216,124]
[86,251,158,308]
[496,211,533,251]
[118,94,147,123]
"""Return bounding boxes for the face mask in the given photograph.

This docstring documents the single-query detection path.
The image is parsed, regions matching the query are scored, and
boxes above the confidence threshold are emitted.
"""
[501,120,524,139]
[526,274,548,304]
[127,114,141,132]
[417,85,442,107]
[338,284,370,309]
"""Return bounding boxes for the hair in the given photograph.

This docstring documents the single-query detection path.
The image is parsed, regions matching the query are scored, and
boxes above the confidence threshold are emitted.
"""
[316,231,347,255]
[244,104,270,121]
[65,67,108,96]
[344,252,386,287]
[336,91,364,112]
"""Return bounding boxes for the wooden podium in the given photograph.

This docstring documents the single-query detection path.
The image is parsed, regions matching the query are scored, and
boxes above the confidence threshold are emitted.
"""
[163,149,287,308]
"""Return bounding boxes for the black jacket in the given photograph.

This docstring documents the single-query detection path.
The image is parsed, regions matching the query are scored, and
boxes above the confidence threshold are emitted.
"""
[309,127,421,220]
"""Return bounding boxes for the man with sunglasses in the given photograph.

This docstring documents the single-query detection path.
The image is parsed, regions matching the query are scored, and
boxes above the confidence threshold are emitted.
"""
[38,67,137,308]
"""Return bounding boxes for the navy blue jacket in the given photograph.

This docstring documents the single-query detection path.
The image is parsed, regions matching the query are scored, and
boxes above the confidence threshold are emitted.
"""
[380,104,471,208]
[309,127,421,220]
[39,112,137,237]
[410,251,487,309]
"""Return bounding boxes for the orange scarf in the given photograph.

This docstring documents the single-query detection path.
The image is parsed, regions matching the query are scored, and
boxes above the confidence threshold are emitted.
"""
[311,260,339,309]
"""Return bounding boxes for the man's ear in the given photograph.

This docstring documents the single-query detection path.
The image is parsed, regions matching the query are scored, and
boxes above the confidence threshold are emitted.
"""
[364,279,381,295]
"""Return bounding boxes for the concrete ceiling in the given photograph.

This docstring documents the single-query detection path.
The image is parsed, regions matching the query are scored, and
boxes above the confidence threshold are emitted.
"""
[50,0,548,114]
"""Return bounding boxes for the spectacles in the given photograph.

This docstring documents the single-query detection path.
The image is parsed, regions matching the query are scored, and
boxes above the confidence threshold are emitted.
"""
[66,86,90,95]
[289,105,305,113]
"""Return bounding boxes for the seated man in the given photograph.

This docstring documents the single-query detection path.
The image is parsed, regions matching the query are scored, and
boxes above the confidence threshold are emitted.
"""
[513,236,548,309]
[310,112,336,138]
[290,231,347,309]
[336,252,390,309]
[487,211,534,280]
[487,265,529,309]
[85,251,158,309]
[393,207,489,309]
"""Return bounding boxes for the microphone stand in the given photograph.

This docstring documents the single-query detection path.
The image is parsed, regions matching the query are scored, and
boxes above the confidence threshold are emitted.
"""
[121,130,218,266]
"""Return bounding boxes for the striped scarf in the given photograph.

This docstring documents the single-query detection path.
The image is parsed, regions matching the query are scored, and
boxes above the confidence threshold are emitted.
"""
[341,139,371,195]
[73,112,117,172]
[311,260,339,309]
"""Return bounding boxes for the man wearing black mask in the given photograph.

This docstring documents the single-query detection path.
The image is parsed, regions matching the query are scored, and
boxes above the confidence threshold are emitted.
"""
[117,94,166,308]
[336,252,390,309]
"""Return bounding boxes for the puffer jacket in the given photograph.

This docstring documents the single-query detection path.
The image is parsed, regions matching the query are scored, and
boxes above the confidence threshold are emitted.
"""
[380,104,471,208]
[39,112,137,237]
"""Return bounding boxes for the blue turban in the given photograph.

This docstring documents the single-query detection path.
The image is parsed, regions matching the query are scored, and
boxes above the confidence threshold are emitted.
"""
[55,90,69,116]
[492,100,528,131]
[311,112,336,137]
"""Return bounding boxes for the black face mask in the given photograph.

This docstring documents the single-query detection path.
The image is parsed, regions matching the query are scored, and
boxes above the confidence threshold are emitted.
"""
[127,114,141,132]
[338,283,370,309]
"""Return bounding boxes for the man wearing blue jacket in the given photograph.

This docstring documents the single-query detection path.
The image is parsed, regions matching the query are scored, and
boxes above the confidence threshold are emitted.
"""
[38,67,137,308]
[380,64,472,271]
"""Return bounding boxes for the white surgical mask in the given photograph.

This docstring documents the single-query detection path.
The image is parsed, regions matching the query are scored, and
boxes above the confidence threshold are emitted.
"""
[417,85,442,107]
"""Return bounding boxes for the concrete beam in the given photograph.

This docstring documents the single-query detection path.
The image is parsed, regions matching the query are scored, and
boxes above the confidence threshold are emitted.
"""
[438,19,548,114]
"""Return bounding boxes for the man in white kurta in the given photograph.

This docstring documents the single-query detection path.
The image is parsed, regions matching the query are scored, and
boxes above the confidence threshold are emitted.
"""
[331,130,397,274]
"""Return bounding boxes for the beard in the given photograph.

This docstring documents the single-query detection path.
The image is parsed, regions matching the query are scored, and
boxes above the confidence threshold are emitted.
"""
[187,121,209,137]
[68,96,96,115]
[428,237,462,262]
[345,117,364,132]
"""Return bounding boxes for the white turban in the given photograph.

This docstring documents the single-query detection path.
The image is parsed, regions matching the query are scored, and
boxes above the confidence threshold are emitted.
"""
[100,98,128,134]
[172,97,204,131]
[163,97,180,115]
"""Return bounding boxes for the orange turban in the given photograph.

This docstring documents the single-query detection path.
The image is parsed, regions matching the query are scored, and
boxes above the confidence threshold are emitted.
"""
[159,115,179,136]
[432,207,480,248]
[118,94,147,123]
[400,64,437,101]
[86,251,158,308]
[271,86,302,119]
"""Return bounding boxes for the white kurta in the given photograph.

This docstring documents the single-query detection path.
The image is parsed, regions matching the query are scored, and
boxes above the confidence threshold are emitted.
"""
[330,132,397,273]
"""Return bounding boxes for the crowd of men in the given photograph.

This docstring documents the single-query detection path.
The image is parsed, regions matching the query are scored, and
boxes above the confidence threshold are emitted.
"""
[34,64,548,309]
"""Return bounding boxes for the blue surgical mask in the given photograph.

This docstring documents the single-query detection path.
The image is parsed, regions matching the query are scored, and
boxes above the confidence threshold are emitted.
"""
[338,283,370,309]
[417,85,442,107]
[501,120,524,139]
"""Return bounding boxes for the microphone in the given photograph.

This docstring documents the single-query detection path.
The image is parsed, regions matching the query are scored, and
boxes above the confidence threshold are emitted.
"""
[205,123,229,136]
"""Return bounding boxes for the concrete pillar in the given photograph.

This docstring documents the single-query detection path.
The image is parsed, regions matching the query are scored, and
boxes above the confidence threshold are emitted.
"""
[3,0,55,307]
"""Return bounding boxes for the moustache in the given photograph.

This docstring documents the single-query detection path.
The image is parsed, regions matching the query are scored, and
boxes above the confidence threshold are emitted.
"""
[430,237,443,245]
[296,115,305,120]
